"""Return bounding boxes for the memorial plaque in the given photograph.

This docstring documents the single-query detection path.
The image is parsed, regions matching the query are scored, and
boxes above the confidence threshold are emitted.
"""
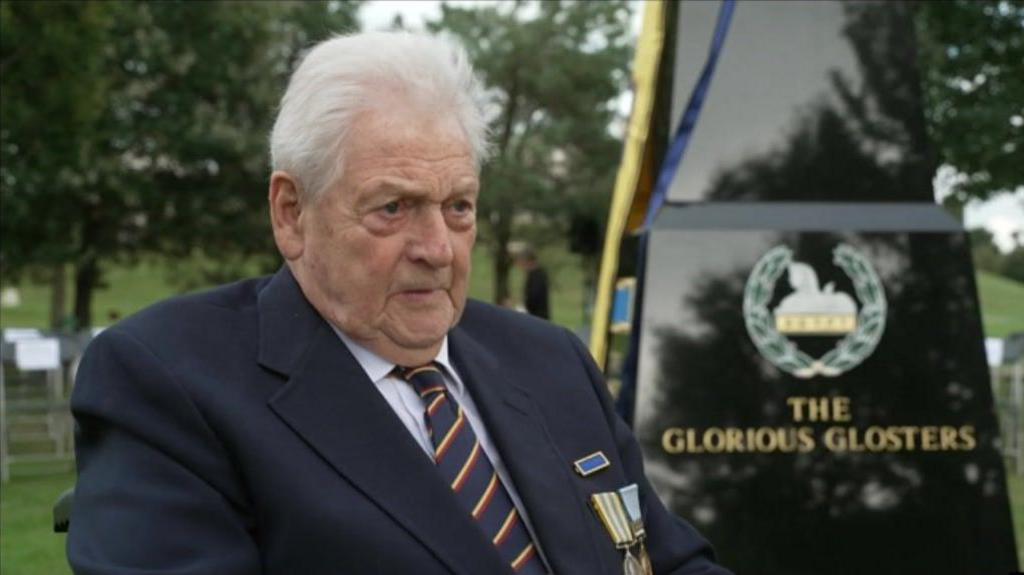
[622,1,1019,573]
[634,206,1017,574]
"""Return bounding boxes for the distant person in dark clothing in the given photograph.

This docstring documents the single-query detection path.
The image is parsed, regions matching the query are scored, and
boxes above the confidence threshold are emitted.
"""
[516,248,550,319]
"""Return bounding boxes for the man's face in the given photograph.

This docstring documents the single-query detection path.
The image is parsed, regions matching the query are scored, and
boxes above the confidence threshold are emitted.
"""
[292,109,479,364]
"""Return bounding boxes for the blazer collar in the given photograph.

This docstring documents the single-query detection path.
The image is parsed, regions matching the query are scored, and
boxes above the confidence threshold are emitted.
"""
[256,266,324,377]
[257,268,513,575]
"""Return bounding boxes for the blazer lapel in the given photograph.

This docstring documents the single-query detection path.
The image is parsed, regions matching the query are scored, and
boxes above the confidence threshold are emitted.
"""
[449,327,609,575]
[257,268,512,575]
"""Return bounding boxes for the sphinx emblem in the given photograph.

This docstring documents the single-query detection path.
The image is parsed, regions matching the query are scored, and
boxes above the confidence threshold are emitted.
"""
[773,262,858,335]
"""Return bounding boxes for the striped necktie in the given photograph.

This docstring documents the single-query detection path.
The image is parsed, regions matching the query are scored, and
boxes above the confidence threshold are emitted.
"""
[400,363,546,574]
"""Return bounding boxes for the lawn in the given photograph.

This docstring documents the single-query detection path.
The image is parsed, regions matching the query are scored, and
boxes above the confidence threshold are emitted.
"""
[4,257,1018,340]
[0,472,75,575]
[1,245,588,333]
[0,259,186,330]
[978,270,1024,338]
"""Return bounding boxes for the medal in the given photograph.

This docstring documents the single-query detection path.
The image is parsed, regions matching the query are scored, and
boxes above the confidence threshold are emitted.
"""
[617,485,653,575]
[590,484,654,575]
[590,491,635,547]
[617,484,646,539]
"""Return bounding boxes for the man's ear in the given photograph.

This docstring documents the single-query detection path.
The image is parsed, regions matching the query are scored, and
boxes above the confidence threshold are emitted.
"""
[269,171,305,261]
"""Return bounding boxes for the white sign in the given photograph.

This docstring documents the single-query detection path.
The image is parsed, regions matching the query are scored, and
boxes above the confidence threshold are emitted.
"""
[14,338,61,371]
[985,338,1005,367]
[3,328,43,342]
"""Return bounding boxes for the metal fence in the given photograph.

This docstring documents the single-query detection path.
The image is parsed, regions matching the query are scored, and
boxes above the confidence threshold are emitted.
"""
[0,331,89,482]
[993,361,1024,475]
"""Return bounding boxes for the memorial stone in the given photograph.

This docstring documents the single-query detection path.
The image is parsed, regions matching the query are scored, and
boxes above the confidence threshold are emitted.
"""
[628,2,1018,573]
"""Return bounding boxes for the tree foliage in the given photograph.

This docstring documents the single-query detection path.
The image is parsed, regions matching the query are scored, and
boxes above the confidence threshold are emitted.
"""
[969,227,1005,274]
[427,0,632,303]
[1,1,360,327]
[1,2,114,325]
[1002,245,1024,283]
[970,226,1024,283]
[916,0,1024,205]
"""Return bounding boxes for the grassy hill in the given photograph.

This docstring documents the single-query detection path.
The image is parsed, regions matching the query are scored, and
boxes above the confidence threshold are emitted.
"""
[977,270,1024,338]
[1,258,1021,339]
[0,246,588,332]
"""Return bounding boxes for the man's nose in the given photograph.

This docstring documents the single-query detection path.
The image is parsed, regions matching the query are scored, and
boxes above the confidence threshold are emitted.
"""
[408,207,454,267]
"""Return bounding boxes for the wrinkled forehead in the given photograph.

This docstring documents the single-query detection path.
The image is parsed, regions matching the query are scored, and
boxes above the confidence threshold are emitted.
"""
[344,105,475,166]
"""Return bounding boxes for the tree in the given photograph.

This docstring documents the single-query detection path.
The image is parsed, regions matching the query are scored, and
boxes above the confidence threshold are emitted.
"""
[915,0,1024,208]
[1,1,360,328]
[1,2,115,327]
[968,226,1004,274]
[427,0,632,304]
[1002,244,1024,283]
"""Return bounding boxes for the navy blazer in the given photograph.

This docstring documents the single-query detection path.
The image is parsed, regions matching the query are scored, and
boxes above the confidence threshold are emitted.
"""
[68,268,728,574]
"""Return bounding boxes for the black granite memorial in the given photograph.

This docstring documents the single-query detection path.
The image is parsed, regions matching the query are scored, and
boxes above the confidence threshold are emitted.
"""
[628,2,1018,573]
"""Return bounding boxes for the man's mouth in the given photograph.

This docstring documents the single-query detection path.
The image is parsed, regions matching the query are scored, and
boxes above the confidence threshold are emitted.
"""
[396,287,446,300]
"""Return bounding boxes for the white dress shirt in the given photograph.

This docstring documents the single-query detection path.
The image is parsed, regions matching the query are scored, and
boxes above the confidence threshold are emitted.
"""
[332,327,549,570]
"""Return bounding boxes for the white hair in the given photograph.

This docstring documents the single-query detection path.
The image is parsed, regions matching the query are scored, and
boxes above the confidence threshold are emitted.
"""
[269,31,492,202]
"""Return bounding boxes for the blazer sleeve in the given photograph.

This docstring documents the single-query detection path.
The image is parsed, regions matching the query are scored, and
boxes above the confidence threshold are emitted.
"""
[563,329,734,575]
[67,328,261,574]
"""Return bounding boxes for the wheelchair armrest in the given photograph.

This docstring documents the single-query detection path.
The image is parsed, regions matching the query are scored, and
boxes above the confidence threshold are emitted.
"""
[53,487,74,533]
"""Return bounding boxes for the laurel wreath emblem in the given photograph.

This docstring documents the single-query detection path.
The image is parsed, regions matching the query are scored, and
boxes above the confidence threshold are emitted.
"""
[742,244,887,379]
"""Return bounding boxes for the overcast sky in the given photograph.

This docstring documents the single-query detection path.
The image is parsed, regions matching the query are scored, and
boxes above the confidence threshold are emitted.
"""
[359,0,1022,252]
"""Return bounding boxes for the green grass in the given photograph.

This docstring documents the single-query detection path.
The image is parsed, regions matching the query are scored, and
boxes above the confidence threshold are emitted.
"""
[1,259,192,329]
[0,472,74,575]
[1,245,589,332]
[978,271,1024,338]
[2,254,1016,339]
[479,244,587,330]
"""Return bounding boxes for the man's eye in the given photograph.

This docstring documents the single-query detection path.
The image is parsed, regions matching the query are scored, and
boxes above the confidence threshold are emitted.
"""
[451,200,473,214]
[382,201,401,215]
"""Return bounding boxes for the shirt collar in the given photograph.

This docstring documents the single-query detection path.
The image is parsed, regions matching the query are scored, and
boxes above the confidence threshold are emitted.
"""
[331,326,458,389]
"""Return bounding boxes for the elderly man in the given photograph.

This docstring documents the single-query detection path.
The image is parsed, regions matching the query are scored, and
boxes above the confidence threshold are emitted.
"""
[67,32,729,575]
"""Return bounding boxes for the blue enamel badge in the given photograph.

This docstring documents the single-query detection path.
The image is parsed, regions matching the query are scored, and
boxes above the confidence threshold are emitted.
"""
[573,451,610,477]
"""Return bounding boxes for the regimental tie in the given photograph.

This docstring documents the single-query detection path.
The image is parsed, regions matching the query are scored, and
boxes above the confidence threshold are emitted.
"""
[400,363,546,574]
